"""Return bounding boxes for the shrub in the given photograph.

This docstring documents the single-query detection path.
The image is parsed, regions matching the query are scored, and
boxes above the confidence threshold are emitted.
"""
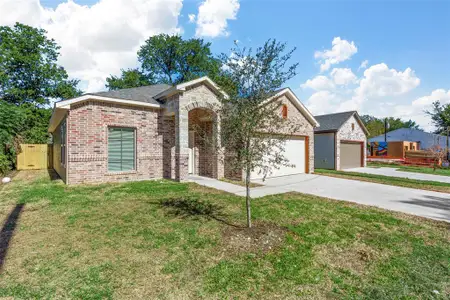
[0,154,11,176]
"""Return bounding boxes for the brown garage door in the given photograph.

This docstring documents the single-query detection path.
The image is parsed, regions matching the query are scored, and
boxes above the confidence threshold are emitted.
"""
[340,142,362,169]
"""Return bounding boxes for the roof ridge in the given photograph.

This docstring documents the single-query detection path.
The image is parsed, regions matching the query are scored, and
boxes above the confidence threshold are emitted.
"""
[91,83,172,95]
[314,110,356,118]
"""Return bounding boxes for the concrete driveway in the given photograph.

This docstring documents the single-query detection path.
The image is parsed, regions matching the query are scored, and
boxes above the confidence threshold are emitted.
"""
[188,174,450,222]
[345,167,450,184]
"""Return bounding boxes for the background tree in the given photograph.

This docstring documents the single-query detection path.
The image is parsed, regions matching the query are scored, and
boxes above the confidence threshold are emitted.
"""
[0,23,82,173]
[106,34,223,89]
[0,102,26,174]
[0,23,81,106]
[360,115,420,138]
[106,68,154,90]
[426,101,450,134]
[217,40,299,228]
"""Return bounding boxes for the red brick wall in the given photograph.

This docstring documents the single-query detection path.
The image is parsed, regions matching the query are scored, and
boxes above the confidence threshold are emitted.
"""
[66,101,167,184]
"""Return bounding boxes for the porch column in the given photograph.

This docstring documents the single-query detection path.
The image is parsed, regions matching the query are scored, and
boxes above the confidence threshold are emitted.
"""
[214,114,225,179]
[175,108,189,181]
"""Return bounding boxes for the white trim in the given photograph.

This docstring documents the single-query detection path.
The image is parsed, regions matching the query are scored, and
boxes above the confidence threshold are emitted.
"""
[154,76,229,100]
[267,88,320,127]
[55,95,162,109]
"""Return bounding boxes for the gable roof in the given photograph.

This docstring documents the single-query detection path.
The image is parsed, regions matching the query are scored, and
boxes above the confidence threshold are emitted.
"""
[268,88,319,127]
[314,111,369,135]
[48,77,228,132]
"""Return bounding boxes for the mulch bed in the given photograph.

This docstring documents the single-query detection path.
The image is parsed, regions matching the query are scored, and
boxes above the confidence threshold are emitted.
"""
[221,222,288,255]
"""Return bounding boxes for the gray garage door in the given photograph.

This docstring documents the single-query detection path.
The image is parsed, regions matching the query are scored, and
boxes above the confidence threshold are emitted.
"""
[340,142,362,169]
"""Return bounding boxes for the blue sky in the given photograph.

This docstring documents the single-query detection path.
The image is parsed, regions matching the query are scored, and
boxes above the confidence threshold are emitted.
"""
[2,0,450,129]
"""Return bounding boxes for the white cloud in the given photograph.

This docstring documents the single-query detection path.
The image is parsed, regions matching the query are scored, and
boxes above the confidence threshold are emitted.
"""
[188,14,196,23]
[301,75,335,91]
[391,90,450,131]
[314,37,357,72]
[412,89,450,107]
[358,59,369,70]
[0,0,183,92]
[302,61,428,129]
[395,89,450,131]
[305,91,341,115]
[195,0,240,38]
[330,68,357,85]
[355,63,420,99]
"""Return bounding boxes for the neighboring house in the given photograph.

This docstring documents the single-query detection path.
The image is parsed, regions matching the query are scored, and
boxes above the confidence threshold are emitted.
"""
[369,128,450,150]
[48,77,319,185]
[314,111,369,170]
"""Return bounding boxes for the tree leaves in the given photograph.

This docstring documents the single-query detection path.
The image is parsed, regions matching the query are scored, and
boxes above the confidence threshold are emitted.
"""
[106,34,222,89]
[426,101,450,134]
[360,115,420,138]
[106,69,154,90]
[0,23,81,106]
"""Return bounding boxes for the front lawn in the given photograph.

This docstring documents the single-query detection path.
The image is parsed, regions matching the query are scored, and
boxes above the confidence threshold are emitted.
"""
[368,161,450,177]
[0,171,449,299]
[316,168,450,193]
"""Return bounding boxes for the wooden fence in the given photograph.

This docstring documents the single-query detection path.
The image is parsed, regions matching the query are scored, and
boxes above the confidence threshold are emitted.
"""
[404,150,438,166]
[16,144,53,170]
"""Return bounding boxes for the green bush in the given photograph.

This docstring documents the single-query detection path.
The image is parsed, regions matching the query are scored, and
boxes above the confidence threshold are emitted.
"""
[0,154,11,176]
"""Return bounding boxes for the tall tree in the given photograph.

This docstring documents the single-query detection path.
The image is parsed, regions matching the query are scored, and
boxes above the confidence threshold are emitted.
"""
[360,115,420,138]
[426,101,450,134]
[106,68,154,90]
[217,40,299,228]
[105,34,222,89]
[0,23,81,106]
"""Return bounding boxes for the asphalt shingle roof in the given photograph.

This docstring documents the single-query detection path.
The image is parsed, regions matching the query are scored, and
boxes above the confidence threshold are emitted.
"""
[314,111,356,132]
[88,84,173,105]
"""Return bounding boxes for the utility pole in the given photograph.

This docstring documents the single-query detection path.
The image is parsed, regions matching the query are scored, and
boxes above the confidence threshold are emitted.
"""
[447,126,449,161]
[384,118,389,142]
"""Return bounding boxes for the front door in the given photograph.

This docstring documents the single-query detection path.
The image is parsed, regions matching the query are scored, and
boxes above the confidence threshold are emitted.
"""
[188,131,195,174]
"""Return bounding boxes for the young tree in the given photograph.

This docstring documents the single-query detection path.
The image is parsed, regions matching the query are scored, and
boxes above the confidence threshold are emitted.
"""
[217,40,299,228]
[0,23,81,106]
[106,34,222,89]
[428,145,446,171]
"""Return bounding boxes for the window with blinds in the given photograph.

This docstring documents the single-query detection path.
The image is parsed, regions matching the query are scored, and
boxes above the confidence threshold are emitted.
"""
[108,127,136,172]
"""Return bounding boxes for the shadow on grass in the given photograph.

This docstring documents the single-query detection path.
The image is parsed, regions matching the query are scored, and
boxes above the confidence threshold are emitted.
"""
[0,204,25,271]
[160,196,242,228]
[401,195,450,222]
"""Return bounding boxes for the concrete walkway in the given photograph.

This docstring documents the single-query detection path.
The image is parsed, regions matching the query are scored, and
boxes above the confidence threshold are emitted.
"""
[187,174,450,222]
[345,167,450,184]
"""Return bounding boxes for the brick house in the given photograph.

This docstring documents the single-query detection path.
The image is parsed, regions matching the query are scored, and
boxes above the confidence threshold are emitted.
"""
[48,77,319,184]
[313,111,369,170]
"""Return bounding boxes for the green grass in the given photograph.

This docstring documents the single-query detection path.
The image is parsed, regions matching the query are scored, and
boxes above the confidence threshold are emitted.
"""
[368,161,450,177]
[316,168,450,193]
[0,170,449,299]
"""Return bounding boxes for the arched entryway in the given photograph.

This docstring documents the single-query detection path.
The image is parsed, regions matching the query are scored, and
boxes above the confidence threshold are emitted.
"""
[188,108,218,178]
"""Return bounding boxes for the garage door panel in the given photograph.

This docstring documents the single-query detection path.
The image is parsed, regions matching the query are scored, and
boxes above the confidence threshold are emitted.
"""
[340,142,362,169]
[251,137,305,179]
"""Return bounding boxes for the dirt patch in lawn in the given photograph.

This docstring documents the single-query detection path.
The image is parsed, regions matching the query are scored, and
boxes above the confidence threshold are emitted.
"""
[315,242,380,275]
[221,223,288,255]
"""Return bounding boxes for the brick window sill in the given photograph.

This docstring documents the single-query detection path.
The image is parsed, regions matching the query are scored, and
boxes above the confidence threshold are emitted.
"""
[106,170,137,176]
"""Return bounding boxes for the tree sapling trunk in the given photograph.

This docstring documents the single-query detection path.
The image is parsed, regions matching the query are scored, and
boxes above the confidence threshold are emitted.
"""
[245,167,252,228]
